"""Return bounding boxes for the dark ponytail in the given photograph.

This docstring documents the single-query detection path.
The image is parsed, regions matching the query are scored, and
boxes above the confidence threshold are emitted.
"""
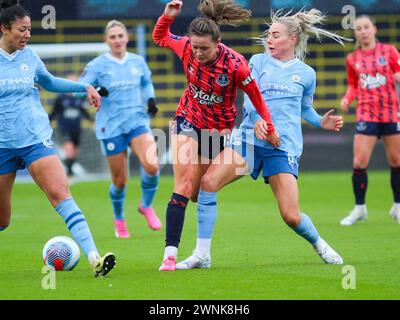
[0,0,29,31]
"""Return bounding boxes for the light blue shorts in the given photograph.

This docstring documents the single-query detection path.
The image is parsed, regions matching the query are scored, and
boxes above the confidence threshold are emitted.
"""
[100,126,151,156]
[229,138,299,184]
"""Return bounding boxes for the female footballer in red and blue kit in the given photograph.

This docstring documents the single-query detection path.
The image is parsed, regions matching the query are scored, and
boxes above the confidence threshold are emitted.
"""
[152,0,280,271]
[340,15,400,226]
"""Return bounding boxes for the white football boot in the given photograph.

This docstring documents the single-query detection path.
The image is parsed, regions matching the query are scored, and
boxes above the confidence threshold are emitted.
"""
[389,204,400,224]
[176,251,211,270]
[313,238,343,265]
[340,205,368,226]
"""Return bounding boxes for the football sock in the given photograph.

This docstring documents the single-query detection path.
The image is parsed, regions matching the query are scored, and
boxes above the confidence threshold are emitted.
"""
[109,183,126,221]
[390,167,400,203]
[56,198,98,257]
[292,213,320,245]
[352,168,368,205]
[196,190,217,255]
[165,193,188,248]
[140,166,159,208]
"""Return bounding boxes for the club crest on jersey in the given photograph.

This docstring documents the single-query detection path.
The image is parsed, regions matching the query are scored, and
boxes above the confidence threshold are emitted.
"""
[378,56,386,66]
[292,74,301,82]
[216,74,230,87]
[20,63,29,72]
[355,63,360,69]
[131,67,139,76]
[188,66,194,75]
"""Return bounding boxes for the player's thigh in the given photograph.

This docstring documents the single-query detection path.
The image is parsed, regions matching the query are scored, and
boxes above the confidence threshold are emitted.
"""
[353,134,378,168]
[106,151,128,187]
[269,173,300,223]
[0,172,16,226]
[129,133,159,175]
[201,147,248,193]
[382,134,400,167]
[28,155,71,207]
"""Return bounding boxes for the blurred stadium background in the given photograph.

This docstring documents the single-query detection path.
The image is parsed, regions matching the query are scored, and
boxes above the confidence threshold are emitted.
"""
[21,0,400,177]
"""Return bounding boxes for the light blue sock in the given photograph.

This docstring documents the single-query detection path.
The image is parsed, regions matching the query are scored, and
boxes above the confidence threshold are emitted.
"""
[109,184,126,221]
[56,198,98,257]
[198,190,217,239]
[292,213,320,245]
[140,167,159,208]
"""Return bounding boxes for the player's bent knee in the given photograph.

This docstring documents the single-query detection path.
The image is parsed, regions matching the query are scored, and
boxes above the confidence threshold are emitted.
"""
[200,174,219,192]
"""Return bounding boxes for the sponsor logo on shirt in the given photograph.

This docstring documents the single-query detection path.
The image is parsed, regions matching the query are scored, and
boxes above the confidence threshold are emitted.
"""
[20,63,29,72]
[216,74,230,87]
[0,77,32,91]
[359,73,386,89]
[189,83,224,105]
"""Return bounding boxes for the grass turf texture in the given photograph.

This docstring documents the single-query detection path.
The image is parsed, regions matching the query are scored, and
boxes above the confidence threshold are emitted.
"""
[1,171,399,299]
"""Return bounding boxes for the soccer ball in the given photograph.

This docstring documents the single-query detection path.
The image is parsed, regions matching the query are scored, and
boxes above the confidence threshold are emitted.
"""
[42,236,80,271]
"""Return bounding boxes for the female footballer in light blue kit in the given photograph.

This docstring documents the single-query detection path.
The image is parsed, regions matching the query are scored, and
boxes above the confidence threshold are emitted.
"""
[177,9,347,269]
[0,0,115,277]
[80,20,161,238]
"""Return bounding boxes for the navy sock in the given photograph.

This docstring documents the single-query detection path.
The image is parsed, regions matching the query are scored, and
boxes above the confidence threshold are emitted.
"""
[352,168,368,205]
[391,167,400,203]
[165,193,189,248]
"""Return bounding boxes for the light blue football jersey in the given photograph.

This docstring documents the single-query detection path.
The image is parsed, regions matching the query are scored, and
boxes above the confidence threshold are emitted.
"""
[239,53,321,157]
[0,47,87,149]
[80,52,155,140]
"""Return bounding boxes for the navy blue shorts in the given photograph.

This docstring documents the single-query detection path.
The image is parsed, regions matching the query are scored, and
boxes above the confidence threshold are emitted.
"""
[172,116,226,159]
[100,125,151,156]
[229,135,299,184]
[0,139,58,175]
[355,121,400,139]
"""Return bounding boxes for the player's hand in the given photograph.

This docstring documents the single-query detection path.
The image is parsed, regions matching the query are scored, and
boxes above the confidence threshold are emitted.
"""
[321,109,343,132]
[96,86,109,97]
[86,85,101,112]
[147,98,158,118]
[164,0,182,18]
[340,97,349,113]
[266,130,280,148]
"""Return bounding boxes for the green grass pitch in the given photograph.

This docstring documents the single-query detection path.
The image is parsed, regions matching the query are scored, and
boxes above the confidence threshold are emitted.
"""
[1,171,399,300]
